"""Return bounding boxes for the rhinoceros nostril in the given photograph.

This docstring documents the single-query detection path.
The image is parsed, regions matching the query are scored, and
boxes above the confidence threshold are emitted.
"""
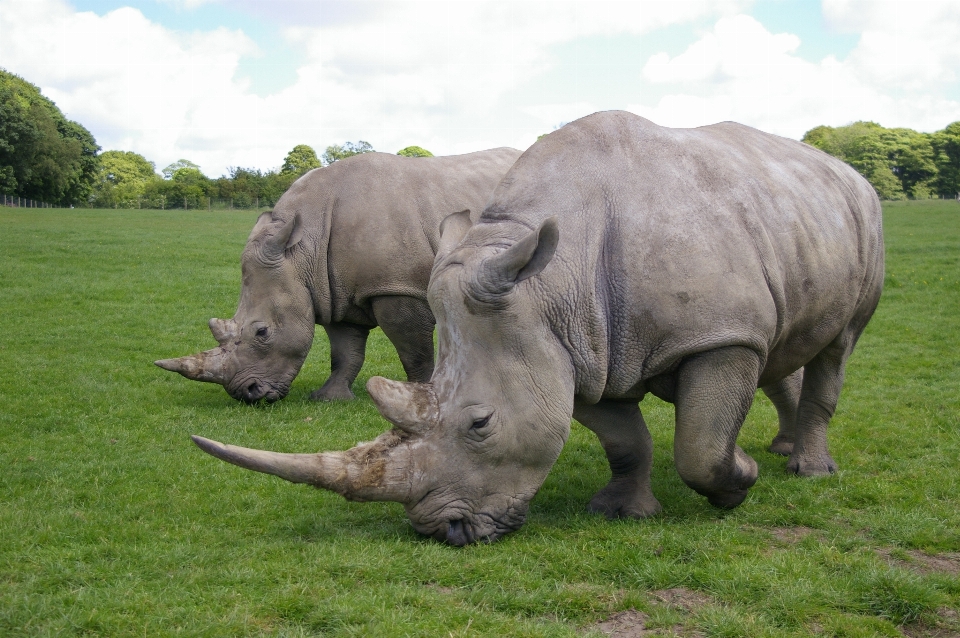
[445,519,470,546]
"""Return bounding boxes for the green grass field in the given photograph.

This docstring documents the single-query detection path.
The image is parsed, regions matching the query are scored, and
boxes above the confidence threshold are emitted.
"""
[1,200,958,637]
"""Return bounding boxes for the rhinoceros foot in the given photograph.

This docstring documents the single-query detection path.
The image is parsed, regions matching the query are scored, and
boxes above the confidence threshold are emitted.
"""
[768,435,794,456]
[786,453,837,477]
[310,381,356,401]
[701,446,758,510]
[588,477,662,519]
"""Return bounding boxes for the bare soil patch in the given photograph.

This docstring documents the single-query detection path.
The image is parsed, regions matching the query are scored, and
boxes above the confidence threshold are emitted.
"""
[901,606,960,638]
[650,588,714,612]
[769,526,817,544]
[587,588,713,637]
[878,548,960,575]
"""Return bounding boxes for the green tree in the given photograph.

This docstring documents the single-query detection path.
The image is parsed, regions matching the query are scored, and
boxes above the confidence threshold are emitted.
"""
[322,140,374,165]
[0,68,100,205]
[167,166,209,209]
[802,121,941,200]
[91,150,159,208]
[931,121,960,198]
[281,144,321,176]
[397,145,433,158]
[162,159,201,180]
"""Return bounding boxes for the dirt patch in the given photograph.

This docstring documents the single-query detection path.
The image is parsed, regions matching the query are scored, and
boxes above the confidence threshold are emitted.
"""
[900,606,960,638]
[650,588,714,612]
[769,526,816,544]
[590,610,653,637]
[589,610,694,637]
[587,589,713,637]
[878,548,960,575]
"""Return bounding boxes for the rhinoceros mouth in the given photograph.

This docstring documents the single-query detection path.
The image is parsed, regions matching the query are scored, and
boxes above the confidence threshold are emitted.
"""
[411,495,530,546]
[228,375,288,404]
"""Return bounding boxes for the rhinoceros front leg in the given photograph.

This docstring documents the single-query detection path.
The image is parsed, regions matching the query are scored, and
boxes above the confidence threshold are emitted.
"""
[786,334,854,477]
[310,323,371,401]
[673,346,761,509]
[761,368,803,456]
[371,296,435,383]
[573,400,662,519]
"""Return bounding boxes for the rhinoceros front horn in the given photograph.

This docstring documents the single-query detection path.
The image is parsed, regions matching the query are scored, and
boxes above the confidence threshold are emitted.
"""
[366,377,438,433]
[154,347,226,384]
[191,434,412,503]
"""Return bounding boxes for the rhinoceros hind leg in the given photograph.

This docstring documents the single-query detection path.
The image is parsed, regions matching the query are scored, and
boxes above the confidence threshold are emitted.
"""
[573,400,662,519]
[674,346,761,509]
[761,368,804,456]
[786,334,855,476]
[372,296,436,383]
[310,323,371,401]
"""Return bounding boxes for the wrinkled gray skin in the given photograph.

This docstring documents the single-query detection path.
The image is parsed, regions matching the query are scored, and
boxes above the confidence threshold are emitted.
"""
[191,111,884,545]
[156,148,521,402]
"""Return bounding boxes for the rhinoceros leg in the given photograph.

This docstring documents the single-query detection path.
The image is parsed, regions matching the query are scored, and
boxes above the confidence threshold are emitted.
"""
[573,399,662,519]
[310,323,371,401]
[371,296,435,383]
[673,346,761,509]
[786,335,854,477]
[761,368,804,456]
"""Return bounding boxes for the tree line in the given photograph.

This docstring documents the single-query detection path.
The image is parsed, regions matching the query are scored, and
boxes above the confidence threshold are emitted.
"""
[90,141,434,211]
[802,121,960,200]
[0,68,433,209]
[3,66,959,207]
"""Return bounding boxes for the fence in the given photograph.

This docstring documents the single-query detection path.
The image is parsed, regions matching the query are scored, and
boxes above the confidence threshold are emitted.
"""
[1,194,58,208]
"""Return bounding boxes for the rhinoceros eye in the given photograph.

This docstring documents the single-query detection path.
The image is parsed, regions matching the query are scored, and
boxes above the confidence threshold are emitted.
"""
[470,415,491,431]
[255,326,268,338]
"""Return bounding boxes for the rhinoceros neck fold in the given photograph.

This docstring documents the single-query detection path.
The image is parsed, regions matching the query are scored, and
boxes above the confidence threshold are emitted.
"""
[190,432,412,503]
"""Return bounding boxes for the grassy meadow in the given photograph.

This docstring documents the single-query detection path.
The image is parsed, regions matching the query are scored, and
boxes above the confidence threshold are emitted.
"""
[0,200,958,637]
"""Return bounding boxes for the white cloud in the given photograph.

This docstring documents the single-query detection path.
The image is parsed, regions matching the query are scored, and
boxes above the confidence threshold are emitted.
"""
[824,0,960,91]
[4,0,957,177]
[0,0,750,174]
[0,0,261,175]
[629,8,960,138]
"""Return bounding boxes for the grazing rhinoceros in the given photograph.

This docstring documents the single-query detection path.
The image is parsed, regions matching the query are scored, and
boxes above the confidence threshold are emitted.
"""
[190,111,884,545]
[156,147,522,402]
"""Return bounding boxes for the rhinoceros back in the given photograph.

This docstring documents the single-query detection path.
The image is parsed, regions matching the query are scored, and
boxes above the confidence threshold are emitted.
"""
[270,148,521,326]
[476,111,883,402]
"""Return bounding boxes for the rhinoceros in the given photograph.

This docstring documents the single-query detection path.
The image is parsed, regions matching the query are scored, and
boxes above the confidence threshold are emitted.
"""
[155,147,522,402]
[191,111,884,545]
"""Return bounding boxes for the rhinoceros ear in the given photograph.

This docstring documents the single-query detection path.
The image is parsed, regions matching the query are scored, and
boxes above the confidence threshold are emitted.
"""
[436,210,472,260]
[473,216,559,298]
[258,211,305,263]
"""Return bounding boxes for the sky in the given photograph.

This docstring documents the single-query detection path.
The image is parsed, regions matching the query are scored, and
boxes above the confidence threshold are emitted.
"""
[1,0,958,178]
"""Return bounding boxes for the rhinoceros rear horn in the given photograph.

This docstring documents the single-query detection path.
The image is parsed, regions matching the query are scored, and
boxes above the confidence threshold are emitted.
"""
[474,216,559,298]
[209,317,239,344]
[154,347,226,384]
[366,377,438,433]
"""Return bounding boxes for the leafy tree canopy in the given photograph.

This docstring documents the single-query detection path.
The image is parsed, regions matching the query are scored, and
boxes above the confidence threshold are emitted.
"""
[281,144,321,176]
[397,145,433,158]
[100,150,156,186]
[322,140,374,165]
[0,68,100,205]
[803,120,958,200]
[89,150,159,208]
[162,159,202,179]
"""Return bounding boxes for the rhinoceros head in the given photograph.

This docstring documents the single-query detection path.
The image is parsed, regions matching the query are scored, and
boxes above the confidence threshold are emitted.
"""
[157,211,315,403]
[192,213,572,544]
